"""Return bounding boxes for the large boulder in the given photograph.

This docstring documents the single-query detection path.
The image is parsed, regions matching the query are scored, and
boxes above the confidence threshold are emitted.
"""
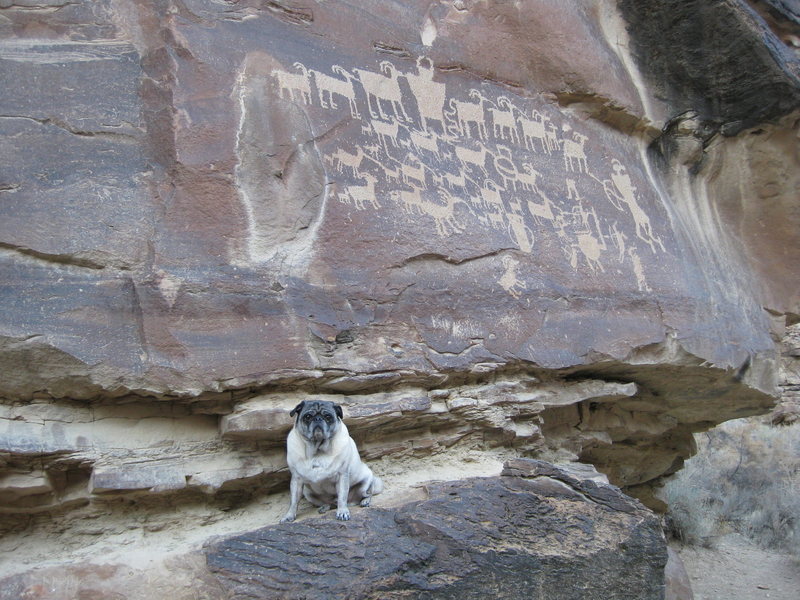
[207,461,667,599]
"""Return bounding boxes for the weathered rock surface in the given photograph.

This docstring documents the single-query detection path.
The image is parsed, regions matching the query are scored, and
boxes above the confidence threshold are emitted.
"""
[0,461,667,599]
[771,321,800,425]
[0,0,798,591]
[0,0,790,397]
[205,460,667,600]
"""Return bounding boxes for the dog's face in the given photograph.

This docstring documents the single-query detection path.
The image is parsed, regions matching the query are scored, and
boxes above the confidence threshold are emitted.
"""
[290,400,343,443]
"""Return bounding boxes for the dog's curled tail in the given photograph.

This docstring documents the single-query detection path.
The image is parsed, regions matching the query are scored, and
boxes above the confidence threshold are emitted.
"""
[371,475,384,496]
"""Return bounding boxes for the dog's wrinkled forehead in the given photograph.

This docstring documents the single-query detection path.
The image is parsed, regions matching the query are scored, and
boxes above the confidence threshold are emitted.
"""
[290,400,343,421]
[300,401,337,418]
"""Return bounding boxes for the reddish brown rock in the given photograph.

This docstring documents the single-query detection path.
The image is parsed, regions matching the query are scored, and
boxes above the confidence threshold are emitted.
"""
[0,0,790,398]
[206,461,667,600]
[0,0,797,592]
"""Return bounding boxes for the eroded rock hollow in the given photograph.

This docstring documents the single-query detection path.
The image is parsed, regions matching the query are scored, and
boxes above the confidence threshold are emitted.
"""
[0,0,798,596]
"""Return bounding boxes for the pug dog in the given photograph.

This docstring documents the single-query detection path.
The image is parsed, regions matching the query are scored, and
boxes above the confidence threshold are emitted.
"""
[280,400,383,522]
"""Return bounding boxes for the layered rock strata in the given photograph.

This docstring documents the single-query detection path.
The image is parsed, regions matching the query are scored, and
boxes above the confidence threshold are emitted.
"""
[0,0,798,587]
[0,460,669,600]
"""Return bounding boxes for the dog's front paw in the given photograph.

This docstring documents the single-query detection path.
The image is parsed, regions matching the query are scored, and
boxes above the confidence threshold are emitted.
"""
[280,512,296,523]
[336,508,351,521]
[317,504,331,514]
[359,497,371,508]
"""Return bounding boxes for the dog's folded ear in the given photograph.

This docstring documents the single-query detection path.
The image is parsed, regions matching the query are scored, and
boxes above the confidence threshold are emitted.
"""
[289,401,306,418]
[334,403,343,420]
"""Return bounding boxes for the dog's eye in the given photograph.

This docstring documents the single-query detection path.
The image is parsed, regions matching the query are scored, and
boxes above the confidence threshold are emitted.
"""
[324,414,333,422]
[303,414,312,422]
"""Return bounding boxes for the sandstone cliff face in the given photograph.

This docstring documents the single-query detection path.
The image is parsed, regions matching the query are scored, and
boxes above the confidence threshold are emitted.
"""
[0,0,797,592]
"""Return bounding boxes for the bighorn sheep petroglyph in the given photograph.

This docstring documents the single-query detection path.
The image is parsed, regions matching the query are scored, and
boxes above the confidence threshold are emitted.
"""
[489,97,520,144]
[354,61,411,122]
[445,89,490,140]
[311,65,361,118]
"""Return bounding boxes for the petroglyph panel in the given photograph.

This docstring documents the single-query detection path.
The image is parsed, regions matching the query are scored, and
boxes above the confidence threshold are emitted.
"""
[251,54,674,294]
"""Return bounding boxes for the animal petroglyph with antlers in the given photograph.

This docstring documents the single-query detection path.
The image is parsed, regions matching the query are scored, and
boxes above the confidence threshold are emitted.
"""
[326,147,367,177]
[272,62,312,104]
[392,186,465,236]
[310,65,361,118]
[338,173,380,210]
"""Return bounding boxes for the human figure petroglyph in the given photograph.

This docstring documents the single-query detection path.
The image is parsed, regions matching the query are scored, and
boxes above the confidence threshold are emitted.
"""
[499,255,527,298]
[603,159,665,252]
[355,61,411,122]
[405,57,447,132]
[272,62,312,104]
[338,173,380,210]
[489,97,520,144]
[310,65,361,118]
[455,141,490,175]
[562,126,589,173]
[445,89,490,140]
[550,202,606,273]
[554,212,601,273]
[573,204,606,272]
[574,228,605,272]
[609,221,628,261]
[566,178,581,201]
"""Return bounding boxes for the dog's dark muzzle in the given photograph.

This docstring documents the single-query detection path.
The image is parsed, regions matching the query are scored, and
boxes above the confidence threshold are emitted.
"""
[311,417,328,441]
